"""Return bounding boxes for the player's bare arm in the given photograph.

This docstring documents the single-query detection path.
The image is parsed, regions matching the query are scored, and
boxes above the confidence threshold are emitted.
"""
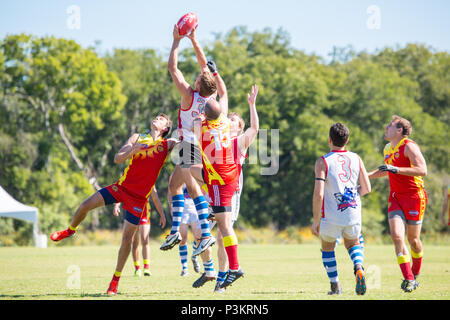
[401,142,427,176]
[192,117,203,142]
[311,157,326,236]
[167,138,181,152]
[368,169,388,179]
[358,157,371,196]
[377,142,427,177]
[168,24,193,107]
[207,60,229,115]
[114,134,143,164]
[150,187,166,228]
[187,28,209,73]
[238,84,259,153]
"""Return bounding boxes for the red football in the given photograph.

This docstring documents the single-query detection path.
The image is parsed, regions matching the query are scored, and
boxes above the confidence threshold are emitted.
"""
[176,12,198,36]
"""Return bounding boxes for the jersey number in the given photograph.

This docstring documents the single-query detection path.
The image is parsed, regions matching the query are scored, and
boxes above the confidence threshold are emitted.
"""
[210,129,230,151]
[337,155,352,183]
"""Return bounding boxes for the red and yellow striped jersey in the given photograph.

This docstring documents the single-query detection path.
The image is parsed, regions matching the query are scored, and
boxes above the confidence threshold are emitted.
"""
[117,134,169,199]
[198,114,240,186]
[383,138,425,194]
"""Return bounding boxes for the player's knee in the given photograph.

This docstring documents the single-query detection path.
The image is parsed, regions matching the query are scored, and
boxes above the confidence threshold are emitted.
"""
[407,236,421,250]
[390,233,404,244]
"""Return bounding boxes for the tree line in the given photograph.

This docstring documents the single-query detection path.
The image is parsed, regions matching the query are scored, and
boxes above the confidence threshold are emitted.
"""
[0,27,448,245]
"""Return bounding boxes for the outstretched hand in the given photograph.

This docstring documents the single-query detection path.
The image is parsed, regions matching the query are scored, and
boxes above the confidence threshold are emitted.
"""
[186,25,198,41]
[173,24,184,41]
[248,84,259,106]
[378,164,399,174]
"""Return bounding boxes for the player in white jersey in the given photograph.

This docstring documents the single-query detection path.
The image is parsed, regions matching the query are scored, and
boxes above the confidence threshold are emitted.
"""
[311,123,371,295]
[161,25,228,255]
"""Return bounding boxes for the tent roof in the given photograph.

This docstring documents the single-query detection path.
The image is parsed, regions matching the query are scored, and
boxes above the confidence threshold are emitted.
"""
[0,185,38,223]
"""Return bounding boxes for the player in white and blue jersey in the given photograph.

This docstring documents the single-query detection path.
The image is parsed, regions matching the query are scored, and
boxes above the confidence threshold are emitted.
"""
[311,123,371,295]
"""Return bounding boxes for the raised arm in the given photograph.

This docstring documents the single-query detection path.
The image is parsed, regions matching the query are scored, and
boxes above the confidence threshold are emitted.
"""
[207,60,228,115]
[358,157,371,196]
[237,85,259,153]
[114,133,142,164]
[311,157,326,237]
[168,24,193,105]
[187,28,209,73]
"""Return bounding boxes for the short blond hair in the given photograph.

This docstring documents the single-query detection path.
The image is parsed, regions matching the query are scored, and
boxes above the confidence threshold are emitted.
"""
[392,115,412,136]
[198,71,217,97]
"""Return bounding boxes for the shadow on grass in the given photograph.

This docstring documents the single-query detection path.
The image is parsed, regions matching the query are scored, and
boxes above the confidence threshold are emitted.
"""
[0,290,203,299]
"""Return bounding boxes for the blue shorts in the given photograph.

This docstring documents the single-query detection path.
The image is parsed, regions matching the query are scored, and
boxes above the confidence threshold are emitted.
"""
[99,188,141,226]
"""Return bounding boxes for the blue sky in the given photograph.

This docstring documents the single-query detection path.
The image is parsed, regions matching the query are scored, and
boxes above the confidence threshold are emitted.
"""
[1,0,449,59]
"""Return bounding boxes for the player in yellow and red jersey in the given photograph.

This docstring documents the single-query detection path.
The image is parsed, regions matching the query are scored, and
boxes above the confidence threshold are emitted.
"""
[193,85,259,290]
[50,113,178,295]
[369,115,428,293]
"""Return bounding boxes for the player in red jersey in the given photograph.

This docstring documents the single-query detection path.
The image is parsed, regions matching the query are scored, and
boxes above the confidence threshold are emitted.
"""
[113,188,166,277]
[368,115,427,293]
[162,25,228,256]
[193,84,259,289]
[50,113,178,295]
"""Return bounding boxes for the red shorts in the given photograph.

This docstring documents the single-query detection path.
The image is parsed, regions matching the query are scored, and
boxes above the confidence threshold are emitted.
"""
[105,183,147,219]
[388,189,427,223]
[207,182,239,211]
[139,202,151,226]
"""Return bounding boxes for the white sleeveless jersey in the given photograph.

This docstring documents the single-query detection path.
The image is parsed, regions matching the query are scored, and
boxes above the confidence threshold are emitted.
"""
[321,150,361,226]
[178,91,214,143]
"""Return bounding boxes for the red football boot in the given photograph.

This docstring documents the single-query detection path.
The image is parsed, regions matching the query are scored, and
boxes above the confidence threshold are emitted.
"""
[50,228,76,242]
[106,280,119,295]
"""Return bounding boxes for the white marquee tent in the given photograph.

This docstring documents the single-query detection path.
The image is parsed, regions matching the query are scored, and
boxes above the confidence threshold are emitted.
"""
[0,185,47,248]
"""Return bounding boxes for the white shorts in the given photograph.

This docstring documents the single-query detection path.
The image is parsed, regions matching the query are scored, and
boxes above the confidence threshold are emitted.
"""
[319,219,361,242]
[180,199,199,225]
[231,190,241,223]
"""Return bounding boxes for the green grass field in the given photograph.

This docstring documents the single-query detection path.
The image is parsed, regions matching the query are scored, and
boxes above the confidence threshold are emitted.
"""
[0,242,449,300]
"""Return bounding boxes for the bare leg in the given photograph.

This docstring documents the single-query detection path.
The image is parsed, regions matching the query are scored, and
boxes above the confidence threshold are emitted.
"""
[169,165,184,196]
[114,221,139,273]
[70,191,105,228]
[141,224,151,262]
[406,224,423,254]
[216,228,228,272]
[389,217,409,256]
[131,227,140,265]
